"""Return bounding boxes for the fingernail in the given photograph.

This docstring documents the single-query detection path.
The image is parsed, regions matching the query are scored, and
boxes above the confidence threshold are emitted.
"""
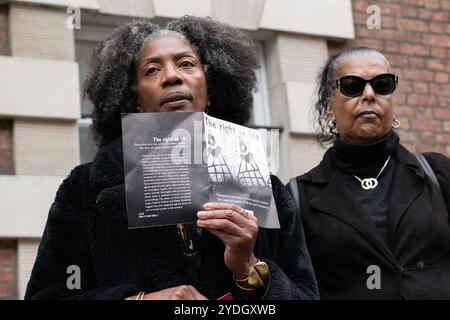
[197,219,205,226]
[203,203,212,209]
[197,211,205,218]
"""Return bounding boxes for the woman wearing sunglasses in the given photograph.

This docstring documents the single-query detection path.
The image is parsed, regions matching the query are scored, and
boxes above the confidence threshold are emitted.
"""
[289,47,450,299]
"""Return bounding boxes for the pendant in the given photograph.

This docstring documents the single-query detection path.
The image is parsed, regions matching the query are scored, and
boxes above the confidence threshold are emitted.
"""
[360,178,378,190]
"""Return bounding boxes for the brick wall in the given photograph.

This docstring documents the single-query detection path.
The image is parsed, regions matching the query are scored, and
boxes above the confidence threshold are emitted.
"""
[0,4,9,55]
[331,0,450,155]
[0,240,17,300]
[0,120,14,175]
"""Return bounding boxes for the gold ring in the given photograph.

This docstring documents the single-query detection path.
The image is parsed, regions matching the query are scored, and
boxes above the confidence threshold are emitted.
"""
[239,208,249,219]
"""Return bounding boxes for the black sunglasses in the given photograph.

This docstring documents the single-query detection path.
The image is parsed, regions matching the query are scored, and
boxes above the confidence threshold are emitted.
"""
[335,73,398,97]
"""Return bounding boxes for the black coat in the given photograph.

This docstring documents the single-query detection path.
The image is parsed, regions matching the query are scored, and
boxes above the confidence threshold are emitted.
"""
[25,138,318,300]
[296,144,450,299]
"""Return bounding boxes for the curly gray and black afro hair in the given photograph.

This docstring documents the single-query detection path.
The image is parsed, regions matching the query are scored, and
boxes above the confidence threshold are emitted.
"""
[83,16,259,147]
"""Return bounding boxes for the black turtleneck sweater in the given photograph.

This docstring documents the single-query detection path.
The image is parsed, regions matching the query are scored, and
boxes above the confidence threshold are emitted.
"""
[331,130,399,246]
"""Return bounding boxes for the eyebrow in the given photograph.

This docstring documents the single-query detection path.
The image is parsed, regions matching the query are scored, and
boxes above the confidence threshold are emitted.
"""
[141,51,198,65]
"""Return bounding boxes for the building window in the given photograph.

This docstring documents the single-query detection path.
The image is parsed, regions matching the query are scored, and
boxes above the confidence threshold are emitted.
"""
[75,39,98,163]
[0,119,14,175]
[249,42,279,174]
[250,42,272,127]
[77,118,97,164]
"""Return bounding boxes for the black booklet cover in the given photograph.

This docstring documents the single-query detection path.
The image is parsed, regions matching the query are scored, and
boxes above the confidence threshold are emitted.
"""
[122,112,279,229]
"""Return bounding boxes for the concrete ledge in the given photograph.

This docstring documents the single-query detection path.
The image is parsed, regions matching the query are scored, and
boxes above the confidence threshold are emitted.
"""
[13,119,80,176]
[7,0,354,39]
[10,4,75,60]
[8,0,99,10]
[152,0,210,18]
[287,136,324,177]
[286,82,316,134]
[260,0,355,39]
[0,56,80,120]
[97,0,154,18]
[277,35,329,83]
[211,0,264,30]
[0,175,64,238]
[17,239,40,300]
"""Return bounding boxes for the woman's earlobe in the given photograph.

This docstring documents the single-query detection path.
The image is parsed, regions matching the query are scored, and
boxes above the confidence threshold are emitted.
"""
[325,99,334,118]
[328,117,339,135]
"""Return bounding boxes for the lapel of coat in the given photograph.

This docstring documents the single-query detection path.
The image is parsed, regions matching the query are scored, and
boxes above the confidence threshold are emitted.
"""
[387,145,425,249]
[303,150,398,265]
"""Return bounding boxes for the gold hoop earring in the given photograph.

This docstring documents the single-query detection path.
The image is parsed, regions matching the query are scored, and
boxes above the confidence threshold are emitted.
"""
[392,118,400,128]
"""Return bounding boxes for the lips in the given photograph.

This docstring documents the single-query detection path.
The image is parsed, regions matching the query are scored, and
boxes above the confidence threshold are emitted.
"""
[160,91,192,108]
[357,110,379,118]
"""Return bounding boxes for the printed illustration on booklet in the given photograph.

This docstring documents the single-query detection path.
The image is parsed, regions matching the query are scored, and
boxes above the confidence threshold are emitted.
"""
[121,112,280,229]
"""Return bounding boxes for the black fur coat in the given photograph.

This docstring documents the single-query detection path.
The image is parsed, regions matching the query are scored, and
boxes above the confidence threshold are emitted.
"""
[25,138,318,300]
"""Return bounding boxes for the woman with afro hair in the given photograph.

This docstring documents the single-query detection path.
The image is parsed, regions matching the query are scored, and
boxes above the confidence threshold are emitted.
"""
[25,16,318,300]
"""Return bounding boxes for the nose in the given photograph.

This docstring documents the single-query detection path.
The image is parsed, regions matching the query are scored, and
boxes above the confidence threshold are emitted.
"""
[361,83,375,102]
[162,64,182,88]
